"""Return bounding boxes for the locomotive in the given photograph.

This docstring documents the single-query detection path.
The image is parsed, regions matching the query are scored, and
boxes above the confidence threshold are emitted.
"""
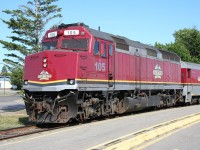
[22,23,200,123]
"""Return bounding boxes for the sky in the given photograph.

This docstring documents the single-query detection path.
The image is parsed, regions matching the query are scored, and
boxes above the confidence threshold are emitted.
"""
[0,0,200,70]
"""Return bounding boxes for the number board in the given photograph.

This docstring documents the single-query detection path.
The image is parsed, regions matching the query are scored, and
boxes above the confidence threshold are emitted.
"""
[64,30,79,36]
[48,31,57,38]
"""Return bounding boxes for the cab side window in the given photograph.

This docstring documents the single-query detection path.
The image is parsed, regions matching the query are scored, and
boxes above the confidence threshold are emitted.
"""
[94,41,99,55]
[109,44,113,56]
[101,43,107,58]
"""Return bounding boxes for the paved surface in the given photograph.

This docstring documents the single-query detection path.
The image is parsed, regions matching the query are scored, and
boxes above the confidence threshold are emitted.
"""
[0,89,19,96]
[0,105,200,150]
[144,123,200,150]
[0,94,25,115]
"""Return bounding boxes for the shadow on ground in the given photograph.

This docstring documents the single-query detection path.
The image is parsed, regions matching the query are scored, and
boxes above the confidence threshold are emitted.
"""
[19,117,33,125]
[1,104,25,112]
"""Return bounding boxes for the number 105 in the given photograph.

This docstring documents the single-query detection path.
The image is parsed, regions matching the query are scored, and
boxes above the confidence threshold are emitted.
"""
[95,62,106,71]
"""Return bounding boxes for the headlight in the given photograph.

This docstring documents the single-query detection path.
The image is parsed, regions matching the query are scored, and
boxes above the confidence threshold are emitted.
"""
[24,80,28,85]
[68,79,75,85]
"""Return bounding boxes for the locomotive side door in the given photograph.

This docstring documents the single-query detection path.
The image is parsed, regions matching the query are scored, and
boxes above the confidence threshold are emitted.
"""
[135,51,141,90]
[99,42,115,89]
[107,43,115,89]
[93,39,115,89]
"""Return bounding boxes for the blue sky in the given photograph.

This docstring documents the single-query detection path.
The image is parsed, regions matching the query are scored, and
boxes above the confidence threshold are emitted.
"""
[0,0,200,70]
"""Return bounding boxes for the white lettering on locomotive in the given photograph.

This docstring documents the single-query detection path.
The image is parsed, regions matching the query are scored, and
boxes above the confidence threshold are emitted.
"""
[38,70,52,80]
[153,64,163,79]
[48,31,57,38]
[198,77,200,81]
[95,62,106,71]
[64,30,79,35]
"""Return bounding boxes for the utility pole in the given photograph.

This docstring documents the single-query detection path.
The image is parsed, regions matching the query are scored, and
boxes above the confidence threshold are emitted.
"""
[0,63,6,95]
[4,68,5,95]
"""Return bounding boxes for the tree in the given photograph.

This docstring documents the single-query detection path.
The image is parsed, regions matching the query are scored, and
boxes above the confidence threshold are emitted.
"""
[0,0,62,69]
[155,42,193,62]
[173,28,200,62]
[1,65,10,76]
[0,0,62,89]
[10,67,23,89]
[1,65,7,75]
[155,27,200,63]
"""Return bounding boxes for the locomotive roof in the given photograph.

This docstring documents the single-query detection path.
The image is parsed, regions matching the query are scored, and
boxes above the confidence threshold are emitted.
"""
[87,27,180,62]
[57,23,180,62]
[181,61,200,70]
[88,28,145,48]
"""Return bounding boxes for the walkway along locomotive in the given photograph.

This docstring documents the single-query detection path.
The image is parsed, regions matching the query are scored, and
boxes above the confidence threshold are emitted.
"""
[22,23,200,123]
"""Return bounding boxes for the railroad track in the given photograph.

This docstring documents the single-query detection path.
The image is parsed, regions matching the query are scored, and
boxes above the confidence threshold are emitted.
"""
[0,125,46,141]
[0,124,74,141]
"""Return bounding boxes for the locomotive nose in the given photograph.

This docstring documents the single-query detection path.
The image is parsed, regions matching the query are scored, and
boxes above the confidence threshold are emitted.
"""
[23,51,78,92]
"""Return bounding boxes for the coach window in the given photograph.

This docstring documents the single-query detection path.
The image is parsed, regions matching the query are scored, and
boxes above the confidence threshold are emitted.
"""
[101,43,106,58]
[109,44,113,56]
[94,41,99,55]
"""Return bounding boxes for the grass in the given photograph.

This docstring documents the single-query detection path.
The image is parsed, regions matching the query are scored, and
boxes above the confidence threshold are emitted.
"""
[0,115,33,130]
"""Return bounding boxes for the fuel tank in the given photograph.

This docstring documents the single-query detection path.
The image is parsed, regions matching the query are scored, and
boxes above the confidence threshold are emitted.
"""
[118,96,148,114]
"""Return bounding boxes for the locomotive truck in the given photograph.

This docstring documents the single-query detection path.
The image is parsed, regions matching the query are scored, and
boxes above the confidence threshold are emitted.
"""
[22,23,200,123]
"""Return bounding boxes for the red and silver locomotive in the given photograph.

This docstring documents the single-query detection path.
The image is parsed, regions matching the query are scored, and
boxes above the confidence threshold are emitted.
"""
[23,23,200,123]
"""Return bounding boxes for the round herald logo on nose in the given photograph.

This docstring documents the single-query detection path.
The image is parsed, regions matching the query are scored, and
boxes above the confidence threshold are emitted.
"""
[38,70,52,80]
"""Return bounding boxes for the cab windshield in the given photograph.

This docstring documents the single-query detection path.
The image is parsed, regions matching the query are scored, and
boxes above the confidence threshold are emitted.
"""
[61,38,88,50]
[41,40,58,51]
